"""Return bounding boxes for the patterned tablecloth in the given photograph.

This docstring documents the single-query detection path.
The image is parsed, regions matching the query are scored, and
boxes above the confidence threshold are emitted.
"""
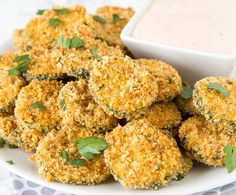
[0,166,235,195]
[0,0,236,195]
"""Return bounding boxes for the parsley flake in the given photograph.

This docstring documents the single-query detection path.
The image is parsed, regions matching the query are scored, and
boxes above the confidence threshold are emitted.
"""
[0,138,6,149]
[208,83,230,97]
[93,15,107,24]
[37,9,47,15]
[59,151,70,161]
[53,8,69,15]
[224,144,236,173]
[74,136,108,160]
[60,99,66,111]
[33,101,45,111]
[91,47,101,60]
[49,18,61,27]
[181,87,193,99]
[6,160,14,165]
[8,144,18,149]
[57,36,84,49]
[112,14,122,22]
[176,174,184,181]
[8,54,31,75]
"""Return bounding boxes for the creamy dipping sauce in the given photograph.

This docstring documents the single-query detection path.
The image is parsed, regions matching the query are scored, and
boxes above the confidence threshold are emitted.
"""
[132,0,236,54]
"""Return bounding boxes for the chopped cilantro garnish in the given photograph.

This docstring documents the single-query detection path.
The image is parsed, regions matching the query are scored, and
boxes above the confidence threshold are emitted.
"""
[49,18,61,27]
[59,151,70,161]
[59,136,108,167]
[60,99,66,111]
[59,151,85,166]
[74,136,108,160]
[33,101,45,111]
[57,36,85,49]
[8,54,31,75]
[112,14,121,22]
[91,47,101,60]
[181,87,193,99]
[6,160,14,165]
[176,174,184,181]
[208,83,230,97]
[0,138,6,149]
[53,8,69,15]
[37,9,46,15]
[8,144,18,149]
[93,15,107,24]
[69,159,85,166]
[78,69,90,79]
[70,37,85,48]
[224,144,236,173]
[13,54,29,62]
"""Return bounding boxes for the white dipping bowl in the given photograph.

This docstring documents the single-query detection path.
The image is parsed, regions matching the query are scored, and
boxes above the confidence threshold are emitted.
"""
[121,0,236,85]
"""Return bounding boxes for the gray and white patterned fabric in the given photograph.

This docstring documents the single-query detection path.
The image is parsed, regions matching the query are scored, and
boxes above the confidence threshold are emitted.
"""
[9,172,236,195]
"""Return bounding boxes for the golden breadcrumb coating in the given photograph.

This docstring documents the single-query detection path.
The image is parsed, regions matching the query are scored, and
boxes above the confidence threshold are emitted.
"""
[53,30,124,78]
[137,59,182,101]
[15,80,63,133]
[0,66,25,116]
[0,116,43,152]
[139,102,181,129]
[94,6,134,48]
[132,102,181,137]
[58,79,118,131]
[12,29,32,51]
[24,46,66,81]
[179,116,236,166]
[193,77,236,134]
[89,56,159,119]
[104,119,185,189]
[31,123,110,185]
[22,6,93,48]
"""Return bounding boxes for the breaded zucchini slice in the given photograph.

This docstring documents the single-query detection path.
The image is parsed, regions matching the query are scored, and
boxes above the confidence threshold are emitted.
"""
[15,80,63,133]
[58,79,118,131]
[23,46,66,81]
[54,33,124,78]
[94,6,134,48]
[193,77,236,134]
[31,123,110,185]
[133,102,181,137]
[0,116,44,152]
[89,56,159,119]
[0,66,25,116]
[22,6,94,48]
[137,59,182,101]
[104,119,186,189]
[179,116,236,166]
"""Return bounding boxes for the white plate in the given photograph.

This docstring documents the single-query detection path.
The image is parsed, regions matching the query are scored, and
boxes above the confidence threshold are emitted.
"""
[0,1,236,195]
